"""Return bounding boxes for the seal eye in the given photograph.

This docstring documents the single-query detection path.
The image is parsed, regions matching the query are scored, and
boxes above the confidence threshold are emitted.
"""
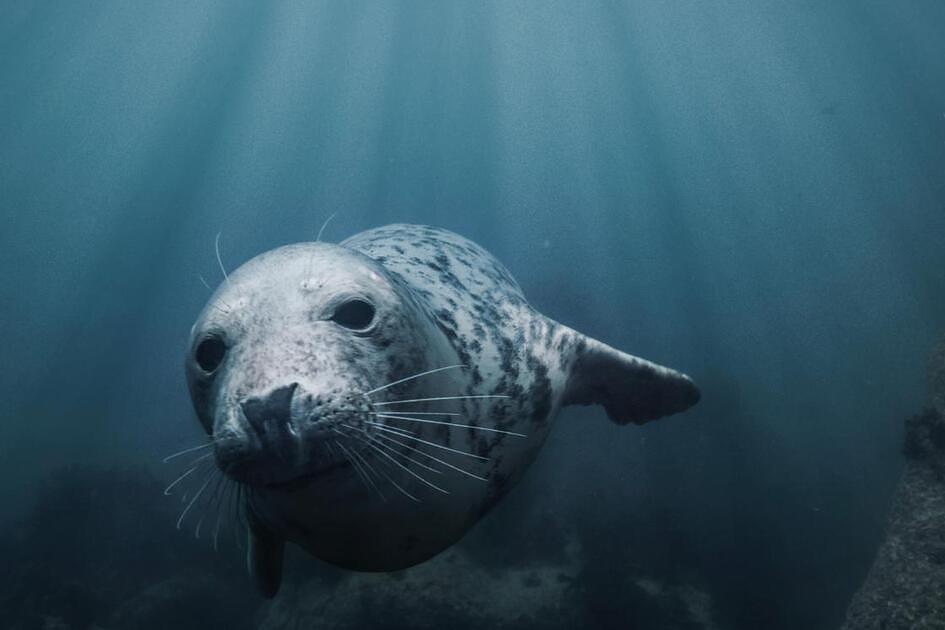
[195,336,226,373]
[332,299,376,331]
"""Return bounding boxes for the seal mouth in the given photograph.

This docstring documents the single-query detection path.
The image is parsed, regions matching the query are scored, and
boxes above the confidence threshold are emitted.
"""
[263,459,353,491]
[214,383,376,487]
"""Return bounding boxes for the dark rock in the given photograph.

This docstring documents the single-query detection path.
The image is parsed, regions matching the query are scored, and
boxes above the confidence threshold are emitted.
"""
[931,335,945,417]
[840,449,945,629]
[841,333,945,629]
[902,408,945,478]
[258,545,584,630]
[107,572,253,630]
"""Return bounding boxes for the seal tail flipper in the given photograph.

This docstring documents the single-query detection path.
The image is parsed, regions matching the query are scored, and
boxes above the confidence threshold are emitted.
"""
[562,331,700,425]
[247,511,285,598]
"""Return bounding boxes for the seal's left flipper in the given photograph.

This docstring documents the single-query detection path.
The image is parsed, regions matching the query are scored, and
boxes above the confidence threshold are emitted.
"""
[247,511,285,598]
[562,331,700,425]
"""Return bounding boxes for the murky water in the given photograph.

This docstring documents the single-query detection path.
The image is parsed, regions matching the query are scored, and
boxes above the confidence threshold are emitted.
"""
[2,2,944,628]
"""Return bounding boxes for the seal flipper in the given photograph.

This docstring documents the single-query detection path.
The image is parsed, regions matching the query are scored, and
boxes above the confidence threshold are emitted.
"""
[247,510,285,598]
[562,332,700,425]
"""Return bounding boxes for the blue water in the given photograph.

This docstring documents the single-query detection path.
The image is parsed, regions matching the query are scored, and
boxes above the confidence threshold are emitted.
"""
[2,2,944,628]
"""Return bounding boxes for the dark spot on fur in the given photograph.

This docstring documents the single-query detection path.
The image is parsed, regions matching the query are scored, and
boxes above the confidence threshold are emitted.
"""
[497,338,520,381]
[526,354,552,425]
[555,335,567,352]
[575,337,587,355]
[436,308,458,330]
[438,268,466,292]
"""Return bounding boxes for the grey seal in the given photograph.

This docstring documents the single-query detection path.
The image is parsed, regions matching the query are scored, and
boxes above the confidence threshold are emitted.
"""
[184,223,700,596]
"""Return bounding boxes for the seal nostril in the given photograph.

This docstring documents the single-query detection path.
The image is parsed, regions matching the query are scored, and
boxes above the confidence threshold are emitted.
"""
[241,383,299,439]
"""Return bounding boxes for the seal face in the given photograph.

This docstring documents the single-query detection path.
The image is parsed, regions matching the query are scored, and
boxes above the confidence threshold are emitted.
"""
[185,224,700,596]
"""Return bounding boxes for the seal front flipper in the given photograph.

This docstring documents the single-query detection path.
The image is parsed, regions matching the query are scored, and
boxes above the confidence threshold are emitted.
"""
[562,330,700,425]
[247,510,285,598]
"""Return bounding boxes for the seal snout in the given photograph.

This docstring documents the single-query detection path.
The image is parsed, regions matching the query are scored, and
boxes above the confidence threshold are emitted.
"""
[219,382,374,487]
[241,383,299,447]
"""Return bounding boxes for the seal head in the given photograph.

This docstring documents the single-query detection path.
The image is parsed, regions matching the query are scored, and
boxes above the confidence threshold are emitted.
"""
[187,241,452,479]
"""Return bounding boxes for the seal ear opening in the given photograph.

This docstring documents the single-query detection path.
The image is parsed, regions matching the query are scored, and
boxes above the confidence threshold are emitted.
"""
[247,511,285,598]
[562,334,700,425]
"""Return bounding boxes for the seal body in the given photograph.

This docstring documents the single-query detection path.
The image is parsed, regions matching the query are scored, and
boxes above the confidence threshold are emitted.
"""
[184,224,699,596]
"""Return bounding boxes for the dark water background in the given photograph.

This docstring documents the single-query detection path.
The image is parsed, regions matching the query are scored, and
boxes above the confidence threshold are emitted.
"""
[2,1,945,628]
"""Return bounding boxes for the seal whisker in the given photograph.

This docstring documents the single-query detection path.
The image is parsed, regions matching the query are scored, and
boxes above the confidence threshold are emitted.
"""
[353,435,449,495]
[338,426,440,474]
[197,273,213,292]
[316,212,338,243]
[360,425,488,462]
[197,273,234,312]
[195,470,225,540]
[336,441,384,499]
[226,480,243,543]
[176,469,215,530]
[373,395,510,406]
[350,431,443,476]
[182,451,216,468]
[214,232,232,287]
[363,420,416,439]
[363,364,465,397]
[360,448,421,503]
[162,441,214,463]
[373,432,488,482]
[374,413,528,438]
[163,457,214,496]
[230,482,245,551]
[369,410,462,416]
[233,485,250,552]
[305,212,339,281]
[213,479,233,552]
[348,447,388,502]
[334,440,373,495]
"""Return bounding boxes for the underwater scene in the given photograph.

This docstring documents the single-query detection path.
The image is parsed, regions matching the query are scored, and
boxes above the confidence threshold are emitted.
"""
[2,1,945,629]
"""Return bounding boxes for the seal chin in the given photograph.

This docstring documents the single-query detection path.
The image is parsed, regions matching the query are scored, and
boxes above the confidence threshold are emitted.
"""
[216,434,357,488]
[262,458,354,492]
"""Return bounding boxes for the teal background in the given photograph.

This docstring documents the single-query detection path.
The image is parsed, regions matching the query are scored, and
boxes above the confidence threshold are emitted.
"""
[2,2,944,628]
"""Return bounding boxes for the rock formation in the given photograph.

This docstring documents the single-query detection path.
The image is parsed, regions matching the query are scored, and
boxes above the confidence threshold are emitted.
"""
[930,335,945,418]
[841,334,945,629]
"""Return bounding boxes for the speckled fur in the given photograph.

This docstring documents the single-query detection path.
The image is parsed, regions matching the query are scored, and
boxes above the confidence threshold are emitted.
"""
[343,224,581,505]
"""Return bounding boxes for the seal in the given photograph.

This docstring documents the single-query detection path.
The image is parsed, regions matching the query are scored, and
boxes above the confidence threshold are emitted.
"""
[184,223,700,596]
